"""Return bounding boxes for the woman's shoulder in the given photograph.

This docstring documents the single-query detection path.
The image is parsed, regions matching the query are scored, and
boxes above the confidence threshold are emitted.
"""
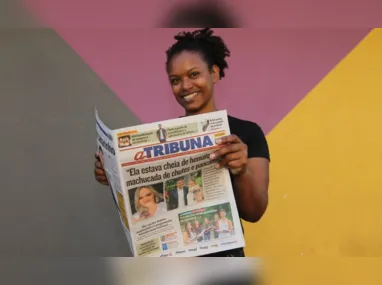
[132,212,140,219]
[227,115,267,142]
[158,201,167,212]
[228,115,270,160]
[228,115,263,131]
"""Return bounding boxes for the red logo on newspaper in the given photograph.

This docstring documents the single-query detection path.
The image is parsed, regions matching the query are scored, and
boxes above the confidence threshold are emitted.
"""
[134,135,214,161]
[192,208,206,214]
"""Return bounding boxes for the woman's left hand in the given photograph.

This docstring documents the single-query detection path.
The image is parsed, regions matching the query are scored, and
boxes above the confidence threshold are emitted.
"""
[209,135,248,176]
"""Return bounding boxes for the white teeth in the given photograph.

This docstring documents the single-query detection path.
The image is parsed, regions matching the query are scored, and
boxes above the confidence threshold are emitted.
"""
[183,92,199,102]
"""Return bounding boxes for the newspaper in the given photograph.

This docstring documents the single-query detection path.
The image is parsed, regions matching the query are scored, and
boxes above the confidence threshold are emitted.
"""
[95,110,245,257]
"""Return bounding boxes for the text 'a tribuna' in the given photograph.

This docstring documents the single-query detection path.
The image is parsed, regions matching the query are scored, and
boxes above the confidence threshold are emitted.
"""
[134,135,214,161]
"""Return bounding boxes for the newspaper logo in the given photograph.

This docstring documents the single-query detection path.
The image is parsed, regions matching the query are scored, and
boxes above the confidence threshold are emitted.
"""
[134,135,214,161]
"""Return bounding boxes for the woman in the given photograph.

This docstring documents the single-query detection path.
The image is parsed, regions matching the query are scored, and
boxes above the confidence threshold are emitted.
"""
[216,208,233,239]
[193,219,204,242]
[183,222,197,245]
[186,179,197,206]
[131,186,166,224]
[211,213,220,240]
[202,217,212,241]
[94,28,270,257]
[193,186,204,204]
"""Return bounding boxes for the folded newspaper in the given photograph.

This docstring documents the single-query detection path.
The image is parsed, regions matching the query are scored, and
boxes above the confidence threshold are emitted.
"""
[95,109,245,257]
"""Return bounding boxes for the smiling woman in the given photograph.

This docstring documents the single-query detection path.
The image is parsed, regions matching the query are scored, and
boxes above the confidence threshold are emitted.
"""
[94,28,271,257]
[165,29,229,116]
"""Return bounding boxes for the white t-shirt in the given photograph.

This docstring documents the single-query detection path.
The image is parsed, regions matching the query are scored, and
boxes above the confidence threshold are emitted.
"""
[218,219,231,239]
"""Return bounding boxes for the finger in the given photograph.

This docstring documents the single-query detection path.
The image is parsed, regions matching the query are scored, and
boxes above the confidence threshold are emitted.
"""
[215,134,241,145]
[95,152,100,159]
[94,168,105,175]
[210,143,244,160]
[227,159,246,169]
[215,152,242,168]
[95,175,108,182]
[94,160,103,169]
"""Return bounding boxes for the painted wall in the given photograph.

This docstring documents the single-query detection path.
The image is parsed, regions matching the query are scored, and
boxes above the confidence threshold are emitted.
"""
[2,1,382,283]
[37,27,382,260]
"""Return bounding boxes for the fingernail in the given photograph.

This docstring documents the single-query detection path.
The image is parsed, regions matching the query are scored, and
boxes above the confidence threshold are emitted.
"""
[210,153,215,160]
[215,164,220,169]
[215,139,222,144]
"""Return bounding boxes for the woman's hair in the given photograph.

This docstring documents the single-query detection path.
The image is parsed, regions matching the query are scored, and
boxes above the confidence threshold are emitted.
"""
[134,185,163,213]
[185,221,194,238]
[166,28,231,79]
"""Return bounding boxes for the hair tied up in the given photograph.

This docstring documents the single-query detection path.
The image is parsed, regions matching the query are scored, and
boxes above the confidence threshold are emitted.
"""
[166,28,230,79]
[174,28,214,41]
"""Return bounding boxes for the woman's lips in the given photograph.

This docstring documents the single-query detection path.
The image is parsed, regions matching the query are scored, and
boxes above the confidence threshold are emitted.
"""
[182,91,200,102]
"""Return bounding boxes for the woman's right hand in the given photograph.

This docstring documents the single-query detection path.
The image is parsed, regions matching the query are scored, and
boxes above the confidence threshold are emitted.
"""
[94,152,109,186]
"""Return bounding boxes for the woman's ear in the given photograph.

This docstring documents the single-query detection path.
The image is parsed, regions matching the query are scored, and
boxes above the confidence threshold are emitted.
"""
[211,65,220,83]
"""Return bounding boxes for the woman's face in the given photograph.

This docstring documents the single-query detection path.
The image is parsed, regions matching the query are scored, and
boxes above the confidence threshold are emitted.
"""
[194,188,202,201]
[188,180,196,188]
[167,51,219,114]
[186,222,192,231]
[219,210,226,218]
[138,188,154,208]
[194,220,199,226]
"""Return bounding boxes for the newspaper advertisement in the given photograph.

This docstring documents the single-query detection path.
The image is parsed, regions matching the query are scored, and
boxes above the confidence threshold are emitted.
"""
[95,110,245,257]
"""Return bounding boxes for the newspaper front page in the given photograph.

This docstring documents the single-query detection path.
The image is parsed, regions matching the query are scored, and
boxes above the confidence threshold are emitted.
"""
[95,110,245,257]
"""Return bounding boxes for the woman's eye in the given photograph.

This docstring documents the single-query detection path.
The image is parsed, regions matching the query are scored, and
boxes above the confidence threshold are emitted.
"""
[190,72,199,78]
[171,78,180,85]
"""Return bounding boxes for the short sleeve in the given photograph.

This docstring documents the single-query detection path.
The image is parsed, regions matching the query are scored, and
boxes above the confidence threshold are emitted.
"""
[246,123,270,161]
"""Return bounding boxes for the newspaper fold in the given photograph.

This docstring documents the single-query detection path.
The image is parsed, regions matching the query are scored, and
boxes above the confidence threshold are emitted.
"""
[96,109,245,257]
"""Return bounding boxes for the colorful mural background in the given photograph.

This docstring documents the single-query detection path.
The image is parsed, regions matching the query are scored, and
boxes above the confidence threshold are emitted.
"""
[22,25,382,259]
[3,1,382,283]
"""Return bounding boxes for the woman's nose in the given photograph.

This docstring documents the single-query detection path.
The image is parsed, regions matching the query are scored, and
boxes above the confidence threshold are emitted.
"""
[181,78,193,90]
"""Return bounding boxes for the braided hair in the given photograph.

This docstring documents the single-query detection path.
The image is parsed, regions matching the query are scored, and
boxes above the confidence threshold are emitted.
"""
[165,28,231,79]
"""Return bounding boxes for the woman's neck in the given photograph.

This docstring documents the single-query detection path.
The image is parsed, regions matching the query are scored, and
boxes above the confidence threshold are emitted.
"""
[185,99,217,116]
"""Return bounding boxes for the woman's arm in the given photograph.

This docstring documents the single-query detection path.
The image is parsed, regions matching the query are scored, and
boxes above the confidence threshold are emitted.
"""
[233,158,269,222]
[211,131,270,223]
[183,231,190,244]
[228,219,234,231]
